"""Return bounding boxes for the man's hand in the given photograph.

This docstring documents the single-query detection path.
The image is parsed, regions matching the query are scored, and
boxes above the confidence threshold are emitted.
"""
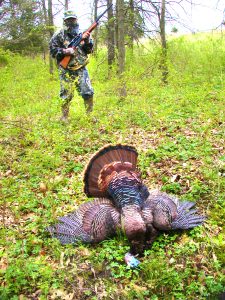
[63,47,75,55]
[82,31,90,40]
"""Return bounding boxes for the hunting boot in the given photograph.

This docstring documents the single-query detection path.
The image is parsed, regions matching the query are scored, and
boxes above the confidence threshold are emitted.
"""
[60,103,69,123]
[84,96,93,114]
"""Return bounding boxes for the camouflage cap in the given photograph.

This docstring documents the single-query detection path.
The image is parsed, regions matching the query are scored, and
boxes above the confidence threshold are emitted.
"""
[63,10,77,20]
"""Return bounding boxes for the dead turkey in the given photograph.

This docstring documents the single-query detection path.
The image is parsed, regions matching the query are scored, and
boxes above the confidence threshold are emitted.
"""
[47,144,205,263]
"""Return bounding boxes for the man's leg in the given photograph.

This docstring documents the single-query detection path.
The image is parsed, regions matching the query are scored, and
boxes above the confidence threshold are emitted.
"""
[77,68,94,114]
[59,68,74,121]
[60,102,70,122]
[83,96,93,113]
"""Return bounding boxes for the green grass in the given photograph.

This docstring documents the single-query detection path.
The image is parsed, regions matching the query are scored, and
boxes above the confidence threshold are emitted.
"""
[0,33,225,299]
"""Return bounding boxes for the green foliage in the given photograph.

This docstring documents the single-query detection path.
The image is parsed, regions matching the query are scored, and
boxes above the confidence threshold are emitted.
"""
[171,27,178,33]
[0,49,10,67]
[0,33,225,299]
[0,0,48,53]
[1,257,54,296]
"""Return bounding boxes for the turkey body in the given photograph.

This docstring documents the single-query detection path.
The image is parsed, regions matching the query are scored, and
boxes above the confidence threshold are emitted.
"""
[47,144,205,255]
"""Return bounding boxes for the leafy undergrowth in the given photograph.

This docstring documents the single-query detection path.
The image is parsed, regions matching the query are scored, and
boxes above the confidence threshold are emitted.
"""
[0,34,225,299]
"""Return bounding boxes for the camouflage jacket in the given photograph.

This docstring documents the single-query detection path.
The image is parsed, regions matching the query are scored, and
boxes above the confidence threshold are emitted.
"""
[49,27,93,70]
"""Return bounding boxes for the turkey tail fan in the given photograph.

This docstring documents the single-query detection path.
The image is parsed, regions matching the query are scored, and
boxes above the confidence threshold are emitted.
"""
[47,198,121,244]
[83,144,138,197]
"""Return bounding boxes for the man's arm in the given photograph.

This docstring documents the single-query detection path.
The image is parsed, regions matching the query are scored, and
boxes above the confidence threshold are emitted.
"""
[49,31,65,62]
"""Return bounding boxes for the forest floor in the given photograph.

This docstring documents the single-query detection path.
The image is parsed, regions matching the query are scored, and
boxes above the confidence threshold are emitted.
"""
[0,34,225,299]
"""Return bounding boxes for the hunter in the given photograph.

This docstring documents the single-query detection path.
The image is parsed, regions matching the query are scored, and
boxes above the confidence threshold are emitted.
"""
[49,10,94,122]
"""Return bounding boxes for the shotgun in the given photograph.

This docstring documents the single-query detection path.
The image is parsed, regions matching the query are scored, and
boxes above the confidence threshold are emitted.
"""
[60,4,113,69]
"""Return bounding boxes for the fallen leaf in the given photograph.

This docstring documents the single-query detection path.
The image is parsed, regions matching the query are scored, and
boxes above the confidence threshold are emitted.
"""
[39,182,47,193]
[5,170,12,176]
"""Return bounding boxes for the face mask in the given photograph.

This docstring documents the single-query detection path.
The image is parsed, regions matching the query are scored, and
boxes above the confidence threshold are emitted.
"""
[65,19,77,28]
[65,22,79,35]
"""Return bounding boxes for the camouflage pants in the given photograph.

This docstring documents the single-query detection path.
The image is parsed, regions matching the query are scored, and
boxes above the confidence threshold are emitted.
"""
[59,66,94,105]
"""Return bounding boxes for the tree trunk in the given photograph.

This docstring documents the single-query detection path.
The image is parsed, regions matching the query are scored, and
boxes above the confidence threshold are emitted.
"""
[117,0,125,74]
[116,0,126,97]
[93,0,98,56]
[9,0,17,39]
[128,0,134,51]
[107,0,115,73]
[41,0,47,22]
[41,0,48,61]
[65,0,69,10]
[48,0,54,74]
[159,0,168,84]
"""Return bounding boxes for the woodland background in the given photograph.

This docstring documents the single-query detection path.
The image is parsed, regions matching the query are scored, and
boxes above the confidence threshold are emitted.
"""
[0,0,225,299]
